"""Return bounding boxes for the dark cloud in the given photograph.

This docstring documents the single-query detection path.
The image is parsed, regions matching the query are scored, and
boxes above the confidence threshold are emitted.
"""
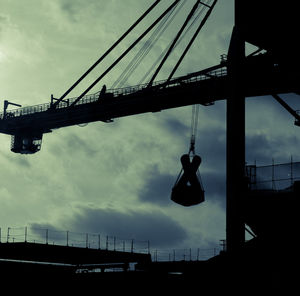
[63,206,187,248]
[65,133,97,156]
[164,118,189,136]
[139,165,175,206]
[201,171,226,207]
[29,223,66,243]
[196,125,226,169]
[246,132,300,165]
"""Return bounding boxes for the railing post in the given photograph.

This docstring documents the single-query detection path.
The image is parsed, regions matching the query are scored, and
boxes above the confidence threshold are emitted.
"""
[272,158,275,190]
[66,231,69,246]
[7,227,10,242]
[291,156,294,186]
[131,239,134,253]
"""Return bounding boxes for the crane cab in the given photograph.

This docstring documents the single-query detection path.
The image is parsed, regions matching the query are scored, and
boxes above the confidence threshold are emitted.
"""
[11,132,43,154]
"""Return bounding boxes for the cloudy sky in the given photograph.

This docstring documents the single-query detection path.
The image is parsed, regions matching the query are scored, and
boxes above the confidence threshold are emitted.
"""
[1,0,300,255]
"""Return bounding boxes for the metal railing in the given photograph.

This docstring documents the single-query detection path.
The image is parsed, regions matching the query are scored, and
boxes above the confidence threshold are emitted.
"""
[151,247,220,262]
[0,66,227,120]
[1,226,149,254]
[246,160,300,191]
[0,226,220,261]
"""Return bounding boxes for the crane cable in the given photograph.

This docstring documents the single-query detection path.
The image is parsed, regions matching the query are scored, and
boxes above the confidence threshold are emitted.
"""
[189,104,200,156]
[52,0,162,108]
[69,0,180,108]
[147,0,203,88]
[111,0,184,89]
[139,1,207,85]
[166,0,218,84]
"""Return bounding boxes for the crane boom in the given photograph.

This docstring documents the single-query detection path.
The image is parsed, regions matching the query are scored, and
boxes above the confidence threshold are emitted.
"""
[0,52,299,154]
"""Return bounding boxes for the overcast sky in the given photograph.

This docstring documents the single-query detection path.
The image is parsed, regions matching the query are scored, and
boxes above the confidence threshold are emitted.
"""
[1,0,300,254]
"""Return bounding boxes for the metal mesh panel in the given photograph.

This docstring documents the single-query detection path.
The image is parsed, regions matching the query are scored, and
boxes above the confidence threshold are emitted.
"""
[246,161,300,190]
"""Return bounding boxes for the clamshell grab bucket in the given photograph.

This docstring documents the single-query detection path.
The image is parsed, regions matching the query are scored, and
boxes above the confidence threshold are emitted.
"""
[171,154,205,206]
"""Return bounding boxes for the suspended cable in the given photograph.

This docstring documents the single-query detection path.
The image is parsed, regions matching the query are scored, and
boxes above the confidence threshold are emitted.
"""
[189,104,200,156]
[69,0,180,107]
[166,0,218,84]
[117,0,187,88]
[51,0,161,108]
[139,1,207,85]
[147,0,202,88]
[111,1,181,89]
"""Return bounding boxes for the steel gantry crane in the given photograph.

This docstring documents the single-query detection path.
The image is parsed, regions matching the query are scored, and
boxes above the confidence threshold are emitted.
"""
[1,0,220,154]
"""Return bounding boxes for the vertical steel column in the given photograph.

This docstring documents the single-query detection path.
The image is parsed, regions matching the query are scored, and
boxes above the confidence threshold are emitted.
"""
[226,0,245,253]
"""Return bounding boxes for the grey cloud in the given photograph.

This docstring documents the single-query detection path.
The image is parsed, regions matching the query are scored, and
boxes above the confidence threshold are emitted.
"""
[0,151,32,168]
[64,206,187,248]
[65,133,97,156]
[246,132,300,165]
[139,165,175,206]
[164,118,189,137]
[59,0,111,23]
[201,171,226,207]
[29,223,66,243]
[13,156,31,168]
[196,126,226,170]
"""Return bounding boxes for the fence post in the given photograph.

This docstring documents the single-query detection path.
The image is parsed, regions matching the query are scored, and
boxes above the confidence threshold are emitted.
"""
[272,158,275,190]
[147,240,150,254]
[46,229,48,244]
[291,156,294,186]
[106,235,108,250]
[131,239,134,253]
[25,226,27,242]
[0,227,1,243]
[66,231,69,246]
[86,233,89,248]
[98,235,101,249]
[113,237,116,251]
[7,227,10,242]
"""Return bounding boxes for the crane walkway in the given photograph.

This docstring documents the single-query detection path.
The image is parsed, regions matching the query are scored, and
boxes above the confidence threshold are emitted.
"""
[0,52,299,154]
[0,65,227,120]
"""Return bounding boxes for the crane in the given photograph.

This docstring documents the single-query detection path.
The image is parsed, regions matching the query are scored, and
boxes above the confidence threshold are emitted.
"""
[1,0,299,155]
[0,0,219,154]
[0,51,298,153]
[1,0,300,255]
